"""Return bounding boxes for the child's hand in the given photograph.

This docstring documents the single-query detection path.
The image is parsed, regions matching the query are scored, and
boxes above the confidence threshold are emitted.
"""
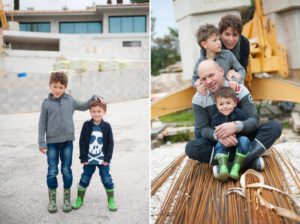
[82,162,88,165]
[96,97,106,104]
[102,161,109,166]
[229,81,238,91]
[226,70,241,82]
[40,148,47,154]
[195,79,206,96]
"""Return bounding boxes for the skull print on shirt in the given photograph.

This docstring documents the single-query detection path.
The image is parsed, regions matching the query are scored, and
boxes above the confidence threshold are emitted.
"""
[88,125,104,165]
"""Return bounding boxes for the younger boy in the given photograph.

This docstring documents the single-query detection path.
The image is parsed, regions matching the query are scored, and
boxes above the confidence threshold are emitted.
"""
[72,100,117,212]
[38,71,99,213]
[211,87,252,182]
[192,24,245,93]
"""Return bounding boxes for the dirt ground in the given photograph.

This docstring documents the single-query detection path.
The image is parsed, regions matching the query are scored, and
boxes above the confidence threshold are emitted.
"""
[0,98,149,224]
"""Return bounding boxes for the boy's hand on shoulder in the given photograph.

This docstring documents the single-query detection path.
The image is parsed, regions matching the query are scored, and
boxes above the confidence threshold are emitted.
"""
[102,161,109,166]
[40,148,47,154]
[227,70,241,82]
[93,96,106,104]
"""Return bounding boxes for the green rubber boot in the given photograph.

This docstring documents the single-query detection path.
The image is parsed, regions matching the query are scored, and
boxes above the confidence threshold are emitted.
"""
[215,153,229,182]
[48,188,57,213]
[72,186,86,210]
[106,189,117,212]
[230,152,247,180]
[63,188,72,212]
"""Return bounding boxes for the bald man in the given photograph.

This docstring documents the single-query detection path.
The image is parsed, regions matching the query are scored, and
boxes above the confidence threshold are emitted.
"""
[185,60,282,171]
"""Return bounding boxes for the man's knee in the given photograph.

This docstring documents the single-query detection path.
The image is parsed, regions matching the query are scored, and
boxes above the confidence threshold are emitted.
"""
[268,120,282,138]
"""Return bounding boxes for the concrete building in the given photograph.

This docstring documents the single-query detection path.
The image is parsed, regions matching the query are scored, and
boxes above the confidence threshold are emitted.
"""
[0,2,150,114]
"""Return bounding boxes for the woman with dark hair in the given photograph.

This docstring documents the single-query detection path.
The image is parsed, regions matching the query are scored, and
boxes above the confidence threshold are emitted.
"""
[218,14,250,72]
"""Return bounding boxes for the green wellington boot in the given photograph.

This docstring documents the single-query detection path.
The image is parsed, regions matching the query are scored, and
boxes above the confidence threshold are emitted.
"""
[215,153,229,182]
[230,152,247,180]
[106,189,117,212]
[48,188,57,213]
[72,186,86,210]
[63,188,72,212]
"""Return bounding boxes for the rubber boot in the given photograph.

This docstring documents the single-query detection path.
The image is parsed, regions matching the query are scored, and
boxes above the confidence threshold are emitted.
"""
[230,152,247,180]
[72,186,86,210]
[247,157,265,171]
[215,153,229,182]
[63,188,72,212]
[48,188,57,213]
[106,189,117,212]
[243,140,266,169]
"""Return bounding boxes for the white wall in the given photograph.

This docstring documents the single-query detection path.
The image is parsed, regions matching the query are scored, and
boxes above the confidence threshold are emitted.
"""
[20,0,132,10]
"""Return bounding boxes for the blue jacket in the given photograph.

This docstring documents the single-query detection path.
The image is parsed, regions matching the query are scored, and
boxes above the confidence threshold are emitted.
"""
[79,119,114,163]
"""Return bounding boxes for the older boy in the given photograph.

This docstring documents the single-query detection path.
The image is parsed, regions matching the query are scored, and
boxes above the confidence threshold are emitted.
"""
[192,24,245,91]
[38,71,99,213]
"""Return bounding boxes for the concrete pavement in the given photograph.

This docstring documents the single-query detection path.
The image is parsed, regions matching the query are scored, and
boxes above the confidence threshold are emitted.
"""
[0,98,149,224]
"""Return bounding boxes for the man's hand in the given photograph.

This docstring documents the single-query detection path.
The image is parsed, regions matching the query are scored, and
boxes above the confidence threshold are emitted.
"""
[215,122,237,139]
[40,148,47,154]
[218,135,238,147]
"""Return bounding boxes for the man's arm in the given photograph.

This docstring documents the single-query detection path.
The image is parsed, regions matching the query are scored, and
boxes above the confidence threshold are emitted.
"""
[193,103,215,141]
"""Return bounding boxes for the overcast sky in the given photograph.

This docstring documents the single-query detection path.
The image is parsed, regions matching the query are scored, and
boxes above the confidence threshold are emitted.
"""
[19,0,131,10]
[151,0,177,37]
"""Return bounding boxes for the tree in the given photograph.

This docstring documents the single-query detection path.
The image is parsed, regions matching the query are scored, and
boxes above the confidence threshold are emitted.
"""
[107,0,112,4]
[151,27,181,76]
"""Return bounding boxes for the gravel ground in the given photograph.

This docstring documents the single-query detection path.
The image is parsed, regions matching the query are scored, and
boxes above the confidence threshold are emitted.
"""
[151,128,300,223]
[0,98,149,224]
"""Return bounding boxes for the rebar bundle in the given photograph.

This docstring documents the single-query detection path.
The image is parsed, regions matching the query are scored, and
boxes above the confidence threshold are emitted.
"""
[153,149,300,224]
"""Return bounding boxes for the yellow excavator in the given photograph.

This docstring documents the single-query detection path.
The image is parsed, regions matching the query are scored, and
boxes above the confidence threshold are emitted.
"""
[151,0,300,119]
[0,0,9,30]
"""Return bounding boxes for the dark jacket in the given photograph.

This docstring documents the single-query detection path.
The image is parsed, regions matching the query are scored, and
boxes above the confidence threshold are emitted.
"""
[79,119,114,163]
[222,35,250,72]
[192,82,259,141]
[211,107,247,128]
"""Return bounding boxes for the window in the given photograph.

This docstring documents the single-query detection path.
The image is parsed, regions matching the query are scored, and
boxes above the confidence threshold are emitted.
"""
[59,22,102,34]
[20,22,50,32]
[109,16,146,33]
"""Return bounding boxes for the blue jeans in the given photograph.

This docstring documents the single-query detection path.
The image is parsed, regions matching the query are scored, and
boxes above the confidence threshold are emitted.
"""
[215,136,251,155]
[46,141,73,189]
[79,165,114,190]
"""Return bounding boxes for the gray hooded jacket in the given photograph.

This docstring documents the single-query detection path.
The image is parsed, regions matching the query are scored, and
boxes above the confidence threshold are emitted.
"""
[38,93,95,149]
